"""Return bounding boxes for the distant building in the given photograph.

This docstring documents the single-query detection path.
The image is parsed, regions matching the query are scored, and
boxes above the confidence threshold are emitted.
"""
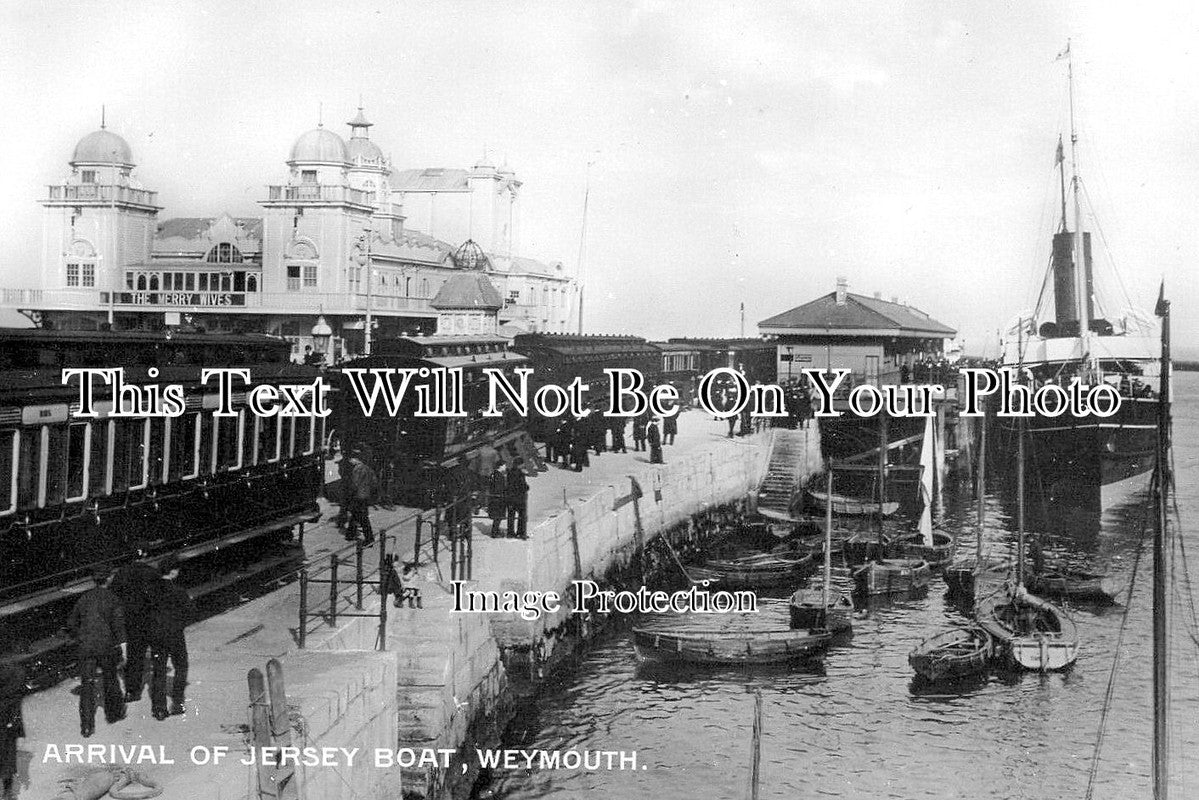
[14,109,578,362]
[758,277,956,385]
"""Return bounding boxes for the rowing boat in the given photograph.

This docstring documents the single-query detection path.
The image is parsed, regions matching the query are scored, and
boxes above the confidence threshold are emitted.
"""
[909,626,994,682]
[632,626,831,665]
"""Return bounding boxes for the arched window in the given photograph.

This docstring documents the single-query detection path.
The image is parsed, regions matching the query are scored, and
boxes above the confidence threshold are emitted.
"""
[247,274,258,292]
[149,274,160,291]
[137,274,147,291]
[420,278,429,298]
[205,243,244,263]
[404,277,412,297]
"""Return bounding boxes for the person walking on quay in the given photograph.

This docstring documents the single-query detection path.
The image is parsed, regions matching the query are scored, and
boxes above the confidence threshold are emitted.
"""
[663,412,678,446]
[506,458,530,539]
[727,414,737,438]
[65,569,126,737]
[555,418,574,467]
[610,417,628,454]
[148,558,194,720]
[345,446,377,546]
[488,463,508,537]
[335,447,355,539]
[571,419,590,472]
[632,413,648,452]
[647,417,664,464]
[0,637,24,800]
[472,443,500,514]
[109,556,160,704]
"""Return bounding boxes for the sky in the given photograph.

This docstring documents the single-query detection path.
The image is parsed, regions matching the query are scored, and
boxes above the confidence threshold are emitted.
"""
[1,1,1196,355]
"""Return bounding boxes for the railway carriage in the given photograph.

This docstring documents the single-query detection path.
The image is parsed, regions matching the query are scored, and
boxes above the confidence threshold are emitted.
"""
[327,335,540,508]
[0,328,324,617]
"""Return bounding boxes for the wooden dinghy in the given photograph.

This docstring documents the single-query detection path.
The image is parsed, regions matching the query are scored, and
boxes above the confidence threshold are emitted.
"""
[842,532,890,565]
[908,626,994,682]
[1027,569,1118,604]
[632,626,831,665]
[702,553,815,588]
[788,588,853,633]
[807,489,899,518]
[889,531,956,570]
[976,584,1079,672]
[852,558,932,596]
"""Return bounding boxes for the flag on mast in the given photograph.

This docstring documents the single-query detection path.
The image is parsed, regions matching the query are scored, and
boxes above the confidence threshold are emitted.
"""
[1154,281,1168,317]
[1055,41,1070,62]
[1055,135,1064,165]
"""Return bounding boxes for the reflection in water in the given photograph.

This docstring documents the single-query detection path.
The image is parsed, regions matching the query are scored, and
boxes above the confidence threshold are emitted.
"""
[483,373,1199,800]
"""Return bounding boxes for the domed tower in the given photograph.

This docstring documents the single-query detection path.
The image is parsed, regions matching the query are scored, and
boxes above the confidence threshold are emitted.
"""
[260,122,375,299]
[344,106,403,241]
[41,115,161,305]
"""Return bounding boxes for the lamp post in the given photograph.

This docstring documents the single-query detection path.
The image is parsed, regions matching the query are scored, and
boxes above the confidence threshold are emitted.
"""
[355,228,374,355]
[311,314,332,366]
[784,345,794,382]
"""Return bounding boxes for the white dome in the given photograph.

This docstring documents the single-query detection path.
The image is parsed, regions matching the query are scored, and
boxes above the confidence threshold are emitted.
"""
[72,128,134,166]
[347,136,384,164]
[288,127,348,164]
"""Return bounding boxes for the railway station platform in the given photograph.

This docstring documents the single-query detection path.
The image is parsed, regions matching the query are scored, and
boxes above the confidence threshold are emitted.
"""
[15,410,788,800]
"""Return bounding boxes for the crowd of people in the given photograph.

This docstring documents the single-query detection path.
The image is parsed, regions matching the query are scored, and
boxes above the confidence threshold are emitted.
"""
[57,557,195,739]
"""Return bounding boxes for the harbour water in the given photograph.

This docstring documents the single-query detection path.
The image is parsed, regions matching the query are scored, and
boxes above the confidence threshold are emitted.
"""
[484,373,1199,799]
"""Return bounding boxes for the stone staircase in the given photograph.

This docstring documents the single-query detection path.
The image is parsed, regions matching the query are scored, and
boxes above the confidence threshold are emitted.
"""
[756,427,820,518]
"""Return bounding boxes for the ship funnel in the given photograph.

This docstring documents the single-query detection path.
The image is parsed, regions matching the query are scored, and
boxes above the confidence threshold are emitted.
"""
[1051,231,1094,336]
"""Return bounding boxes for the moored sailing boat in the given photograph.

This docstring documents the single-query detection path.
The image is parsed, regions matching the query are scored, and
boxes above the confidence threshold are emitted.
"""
[890,416,955,569]
[976,370,1079,671]
[998,43,1159,512]
[790,466,854,633]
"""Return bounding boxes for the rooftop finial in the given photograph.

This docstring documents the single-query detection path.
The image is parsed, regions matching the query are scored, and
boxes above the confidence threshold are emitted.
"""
[101,105,106,129]
[318,102,323,127]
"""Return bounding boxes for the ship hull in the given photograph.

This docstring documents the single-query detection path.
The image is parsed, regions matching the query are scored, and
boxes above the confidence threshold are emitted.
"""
[997,396,1156,511]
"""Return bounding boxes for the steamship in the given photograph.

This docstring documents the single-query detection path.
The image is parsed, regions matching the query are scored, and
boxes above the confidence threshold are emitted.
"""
[998,49,1161,512]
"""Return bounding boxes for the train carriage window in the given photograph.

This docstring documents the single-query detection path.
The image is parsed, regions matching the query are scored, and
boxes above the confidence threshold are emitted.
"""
[0,431,15,514]
[42,426,68,507]
[88,421,110,496]
[148,419,166,485]
[17,431,36,509]
[169,413,200,481]
[198,413,214,476]
[215,411,242,471]
[294,415,312,456]
[244,414,259,467]
[65,422,90,501]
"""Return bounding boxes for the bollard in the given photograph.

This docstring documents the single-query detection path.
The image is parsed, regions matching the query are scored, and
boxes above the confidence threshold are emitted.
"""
[298,568,308,649]
[328,554,338,627]
[355,541,364,610]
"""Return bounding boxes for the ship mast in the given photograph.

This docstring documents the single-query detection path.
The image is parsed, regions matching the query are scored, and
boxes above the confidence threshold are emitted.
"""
[1065,41,1094,368]
[1152,284,1171,800]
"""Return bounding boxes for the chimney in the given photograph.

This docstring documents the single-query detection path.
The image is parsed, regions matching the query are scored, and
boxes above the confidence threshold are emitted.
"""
[891,295,899,304]
[835,276,848,306]
[873,291,882,300]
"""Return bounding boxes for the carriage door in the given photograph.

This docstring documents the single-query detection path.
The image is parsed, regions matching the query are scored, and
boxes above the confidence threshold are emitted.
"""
[865,355,880,386]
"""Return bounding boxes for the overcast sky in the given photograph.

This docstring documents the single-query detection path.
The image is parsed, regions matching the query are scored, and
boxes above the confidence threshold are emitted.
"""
[1,1,1195,354]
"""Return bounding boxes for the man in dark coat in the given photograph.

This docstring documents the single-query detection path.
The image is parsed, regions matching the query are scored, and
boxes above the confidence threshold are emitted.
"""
[65,569,126,737]
[335,450,354,539]
[632,413,648,452]
[487,463,508,537]
[609,417,627,454]
[570,419,590,472]
[0,634,24,800]
[647,417,664,464]
[109,557,160,703]
[148,558,195,720]
[663,413,678,445]
[505,459,530,539]
[345,447,377,545]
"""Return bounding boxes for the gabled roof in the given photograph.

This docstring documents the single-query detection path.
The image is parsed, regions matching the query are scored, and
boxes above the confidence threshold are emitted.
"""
[430,272,503,310]
[759,292,956,337]
[392,168,471,193]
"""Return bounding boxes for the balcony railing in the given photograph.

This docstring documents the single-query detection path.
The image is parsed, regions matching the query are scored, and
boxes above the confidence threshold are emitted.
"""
[45,184,159,207]
[266,184,371,206]
[0,287,434,316]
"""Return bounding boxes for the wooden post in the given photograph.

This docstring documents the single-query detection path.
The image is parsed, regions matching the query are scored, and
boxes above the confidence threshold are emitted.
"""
[265,659,298,799]
[328,554,338,627]
[412,515,423,566]
[355,541,364,610]
[378,555,390,652]
[248,668,276,798]
[297,569,308,649]
[747,689,763,800]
